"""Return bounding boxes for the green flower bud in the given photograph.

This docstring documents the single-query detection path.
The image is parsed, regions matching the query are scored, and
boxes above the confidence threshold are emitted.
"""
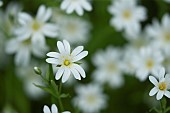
[34,67,42,75]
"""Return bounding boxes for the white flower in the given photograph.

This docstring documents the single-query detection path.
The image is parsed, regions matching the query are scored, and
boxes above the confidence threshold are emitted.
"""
[0,0,3,7]
[146,14,170,56]
[121,46,137,75]
[15,5,58,45]
[60,0,92,16]
[133,47,164,81]
[57,16,91,44]
[43,104,70,113]
[73,84,107,113]
[108,0,146,36]
[46,40,88,83]
[164,0,170,3]
[149,67,170,100]
[92,47,124,88]
[5,38,48,66]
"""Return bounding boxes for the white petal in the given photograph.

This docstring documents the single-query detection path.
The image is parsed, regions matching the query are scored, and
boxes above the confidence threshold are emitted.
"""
[75,5,83,16]
[66,4,75,14]
[149,76,158,86]
[159,67,165,78]
[70,67,81,80]
[149,87,158,96]
[43,105,51,113]
[32,33,46,46]
[73,64,86,78]
[17,30,31,41]
[57,41,66,54]
[36,5,52,22]
[164,91,170,98]
[81,0,92,11]
[15,48,30,66]
[62,69,71,83]
[18,12,33,25]
[42,24,58,38]
[72,51,88,62]
[36,5,45,20]
[51,104,58,113]
[136,68,149,81]
[62,112,70,113]
[55,67,64,80]
[60,0,70,10]
[5,39,19,54]
[47,52,60,58]
[46,58,58,65]
[63,40,70,54]
[43,8,52,22]
[156,91,164,100]
[71,46,84,56]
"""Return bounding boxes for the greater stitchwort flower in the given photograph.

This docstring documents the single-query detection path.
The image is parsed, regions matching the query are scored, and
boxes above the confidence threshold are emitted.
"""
[46,40,88,83]
[43,104,70,113]
[15,5,58,45]
[60,0,92,16]
[149,67,170,100]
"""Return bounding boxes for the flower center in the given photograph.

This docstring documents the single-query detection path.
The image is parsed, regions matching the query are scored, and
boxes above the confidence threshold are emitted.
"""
[123,10,132,20]
[107,63,116,72]
[64,60,71,66]
[87,95,96,104]
[159,82,167,91]
[32,21,41,31]
[67,23,77,34]
[164,32,170,42]
[146,59,154,69]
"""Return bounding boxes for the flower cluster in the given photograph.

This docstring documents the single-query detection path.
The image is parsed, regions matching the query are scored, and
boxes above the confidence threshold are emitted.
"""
[1,0,170,113]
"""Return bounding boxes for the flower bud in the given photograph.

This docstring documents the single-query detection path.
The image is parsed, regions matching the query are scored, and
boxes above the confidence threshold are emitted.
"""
[34,67,42,75]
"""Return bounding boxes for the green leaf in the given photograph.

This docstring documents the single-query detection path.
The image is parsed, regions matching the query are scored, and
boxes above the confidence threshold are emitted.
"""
[34,83,57,98]
[50,80,59,96]
[149,107,159,113]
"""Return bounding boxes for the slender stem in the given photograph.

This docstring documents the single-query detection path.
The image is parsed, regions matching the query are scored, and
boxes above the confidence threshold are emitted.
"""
[58,97,64,112]
[58,80,64,112]
[160,99,166,113]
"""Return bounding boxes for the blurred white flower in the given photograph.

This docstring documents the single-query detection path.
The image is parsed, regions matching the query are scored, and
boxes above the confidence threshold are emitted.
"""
[6,38,48,66]
[164,0,170,3]
[6,2,22,21]
[46,40,88,83]
[15,5,58,45]
[92,47,124,88]
[146,14,170,56]
[43,104,70,113]
[16,62,46,99]
[108,0,146,36]
[73,84,107,113]
[60,0,92,16]
[121,47,137,75]
[2,104,18,113]
[0,0,3,7]
[149,67,170,100]
[58,16,91,45]
[133,47,164,81]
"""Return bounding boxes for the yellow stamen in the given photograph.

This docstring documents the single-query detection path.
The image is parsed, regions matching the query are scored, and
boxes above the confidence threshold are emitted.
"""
[64,60,70,66]
[159,82,167,91]
[123,10,132,20]
[146,59,154,69]
[164,33,170,42]
[32,21,41,31]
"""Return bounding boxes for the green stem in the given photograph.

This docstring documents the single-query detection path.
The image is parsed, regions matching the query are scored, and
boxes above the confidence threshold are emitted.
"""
[58,80,64,112]
[160,98,166,113]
